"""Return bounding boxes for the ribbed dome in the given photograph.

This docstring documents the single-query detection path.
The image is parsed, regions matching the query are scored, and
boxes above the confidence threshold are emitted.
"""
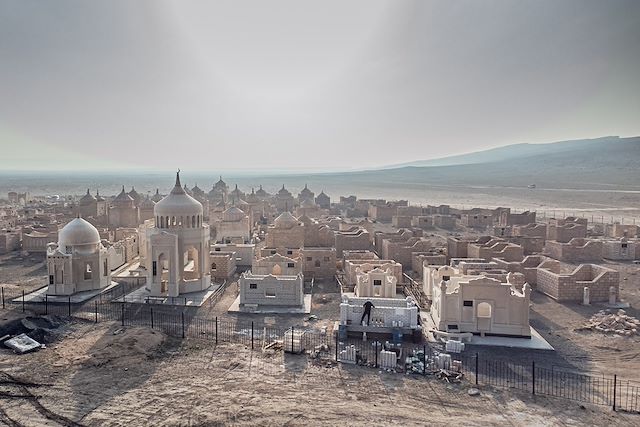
[58,217,101,250]
[222,206,246,222]
[274,211,299,228]
[154,171,203,217]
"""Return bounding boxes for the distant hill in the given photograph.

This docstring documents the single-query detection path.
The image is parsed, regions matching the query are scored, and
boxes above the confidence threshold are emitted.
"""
[383,136,632,169]
[330,135,640,190]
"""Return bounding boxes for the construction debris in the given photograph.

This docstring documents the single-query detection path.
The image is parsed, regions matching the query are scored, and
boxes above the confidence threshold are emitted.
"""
[4,333,42,354]
[577,309,640,336]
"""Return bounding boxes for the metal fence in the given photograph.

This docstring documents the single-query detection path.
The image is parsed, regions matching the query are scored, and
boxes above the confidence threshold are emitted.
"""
[1,284,639,414]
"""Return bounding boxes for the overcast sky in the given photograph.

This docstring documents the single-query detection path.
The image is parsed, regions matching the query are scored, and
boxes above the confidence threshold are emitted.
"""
[1,0,639,172]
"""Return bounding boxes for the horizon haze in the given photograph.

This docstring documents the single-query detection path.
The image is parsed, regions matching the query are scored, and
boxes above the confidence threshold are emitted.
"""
[2,0,640,172]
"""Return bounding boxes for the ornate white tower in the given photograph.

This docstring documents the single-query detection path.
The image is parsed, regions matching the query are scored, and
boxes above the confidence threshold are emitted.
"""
[146,171,211,297]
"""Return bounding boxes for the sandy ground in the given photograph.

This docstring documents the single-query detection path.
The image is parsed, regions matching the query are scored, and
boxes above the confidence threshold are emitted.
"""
[0,322,637,427]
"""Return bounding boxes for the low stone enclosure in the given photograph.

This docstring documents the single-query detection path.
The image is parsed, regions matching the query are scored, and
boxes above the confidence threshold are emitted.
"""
[545,238,603,262]
[536,263,619,302]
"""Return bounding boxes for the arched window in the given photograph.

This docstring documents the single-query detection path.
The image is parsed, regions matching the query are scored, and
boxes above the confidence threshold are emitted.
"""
[477,302,492,318]
[179,216,183,227]
[172,216,176,226]
[192,215,196,228]
[160,216,164,228]
[211,262,217,271]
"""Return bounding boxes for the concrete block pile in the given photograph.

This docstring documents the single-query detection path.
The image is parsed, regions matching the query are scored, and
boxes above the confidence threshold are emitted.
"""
[578,310,640,336]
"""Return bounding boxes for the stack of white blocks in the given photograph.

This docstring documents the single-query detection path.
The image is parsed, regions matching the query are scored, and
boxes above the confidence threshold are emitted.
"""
[380,350,397,369]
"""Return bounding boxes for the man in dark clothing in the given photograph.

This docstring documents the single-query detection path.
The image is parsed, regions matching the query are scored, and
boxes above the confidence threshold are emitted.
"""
[360,301,375,326]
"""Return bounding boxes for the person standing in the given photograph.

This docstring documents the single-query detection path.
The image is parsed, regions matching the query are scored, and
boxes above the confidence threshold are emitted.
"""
[360,300,375,326]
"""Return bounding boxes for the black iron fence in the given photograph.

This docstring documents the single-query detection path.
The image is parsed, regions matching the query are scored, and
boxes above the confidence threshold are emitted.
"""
[1,285,639,414]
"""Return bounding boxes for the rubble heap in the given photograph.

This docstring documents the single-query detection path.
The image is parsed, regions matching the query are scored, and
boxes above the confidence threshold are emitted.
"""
[578,310,640,336]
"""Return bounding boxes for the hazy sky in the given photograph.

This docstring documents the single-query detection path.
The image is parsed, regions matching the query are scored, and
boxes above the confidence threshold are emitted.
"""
[1,0,639,172]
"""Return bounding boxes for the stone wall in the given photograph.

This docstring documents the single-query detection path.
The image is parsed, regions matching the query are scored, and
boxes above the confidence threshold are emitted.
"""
[544,238,603,262]
[536,264,619,302]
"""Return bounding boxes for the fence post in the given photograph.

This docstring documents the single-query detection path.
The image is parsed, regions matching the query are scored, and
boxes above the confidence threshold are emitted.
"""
[94,301,98,323]
[68,296,71,317]
[291,326,294,353]
[374,341,378,368]
[613,374,617,411]
[181,312,185,338]
[335,333,338,361]
[1,287,4,309]
[423,345,426,376]
[215,317,218,344]
[476,353,479,385]
[532,361,536,395]
[121,303,125,326]
[22,290,25,312]
[150,308,154,329]
[251,321,254,350]
[45,294,48,315]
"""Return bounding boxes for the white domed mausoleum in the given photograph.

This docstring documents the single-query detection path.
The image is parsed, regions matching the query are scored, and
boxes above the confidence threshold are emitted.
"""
[46,217,111,295]
[146,171,211,297]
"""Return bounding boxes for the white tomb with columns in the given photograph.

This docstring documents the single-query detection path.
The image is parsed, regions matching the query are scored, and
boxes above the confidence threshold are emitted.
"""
[145,171,211,297]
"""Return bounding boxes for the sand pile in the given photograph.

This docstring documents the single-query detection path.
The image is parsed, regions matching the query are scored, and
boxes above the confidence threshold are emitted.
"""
[578,310,640,336]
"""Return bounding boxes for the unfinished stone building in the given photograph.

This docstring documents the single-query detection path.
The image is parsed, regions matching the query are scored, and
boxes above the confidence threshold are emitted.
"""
[211,243,255,268]
[467,238,524,262]
[411,250,447,277]
[295,199,324,218]
[0,230,20,254]
[299,215,335,247]
[545,238,602,262]
[392,215,412,228]
[374,229,419,254]
[335,227,371,257]
[213,206,251,244]
[301,247,336,279]
[460,211,494,229]
[210,252,237,279]
[368,200,407,222]
[546,217,587,243]
[446,236,493,260]
[492,255,548,286]
[381,237,432,270]
[606,223,639,238]
[602,238,639,261]
[432,214,457,230]
[536,262,619,302]
[411,216,433,229]
[265,212,304,248]
[430,273,531,337]
[499,210,536,227]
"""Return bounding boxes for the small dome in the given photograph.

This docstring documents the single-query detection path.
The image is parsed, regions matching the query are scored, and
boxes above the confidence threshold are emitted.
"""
[58,217,101,250]
[154,171,204,217]
[274,211,299,228]
[223,206,246,222]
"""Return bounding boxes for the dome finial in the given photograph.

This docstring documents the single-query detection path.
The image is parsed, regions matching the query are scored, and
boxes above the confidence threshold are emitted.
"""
[175,169,181,187]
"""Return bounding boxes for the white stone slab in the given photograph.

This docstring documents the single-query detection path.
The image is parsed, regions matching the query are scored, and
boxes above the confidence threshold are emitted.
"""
[228,294,312,314]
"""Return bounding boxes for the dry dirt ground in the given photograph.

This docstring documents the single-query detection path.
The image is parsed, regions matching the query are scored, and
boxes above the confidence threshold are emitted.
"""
[0,321,637,427]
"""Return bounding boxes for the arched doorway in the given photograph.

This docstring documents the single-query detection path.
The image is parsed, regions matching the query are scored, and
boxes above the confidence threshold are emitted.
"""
[183,246,200,280]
